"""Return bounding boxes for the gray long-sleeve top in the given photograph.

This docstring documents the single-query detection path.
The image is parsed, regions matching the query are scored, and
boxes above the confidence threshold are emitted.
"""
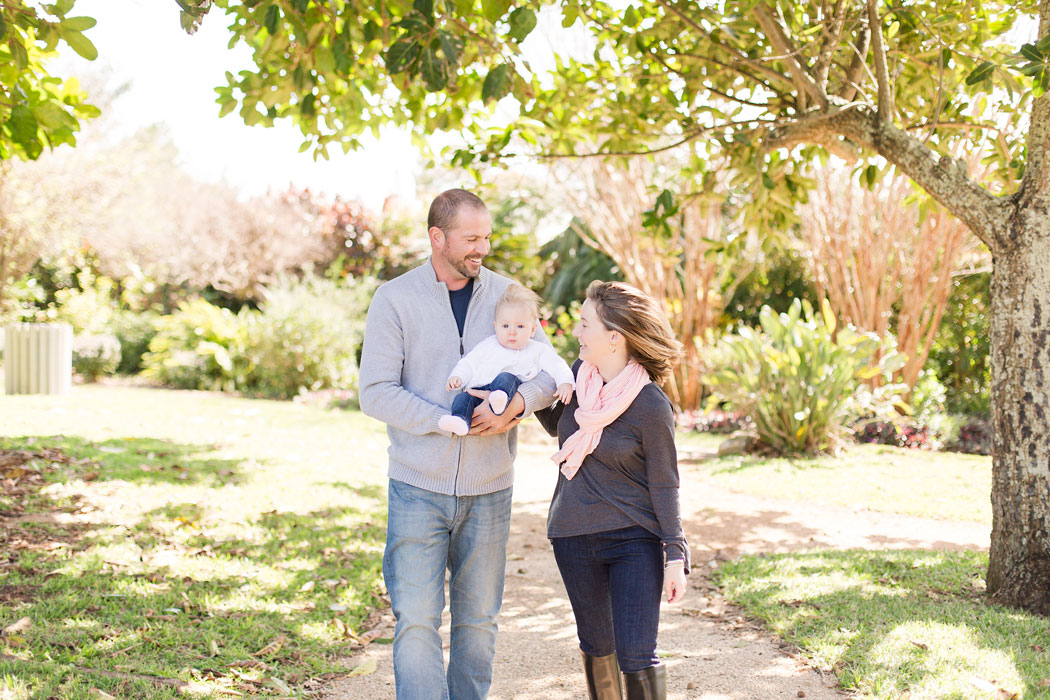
[536,362,689,570]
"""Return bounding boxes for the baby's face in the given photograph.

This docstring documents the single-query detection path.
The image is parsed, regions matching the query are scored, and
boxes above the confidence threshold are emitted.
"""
[494,304,537,350]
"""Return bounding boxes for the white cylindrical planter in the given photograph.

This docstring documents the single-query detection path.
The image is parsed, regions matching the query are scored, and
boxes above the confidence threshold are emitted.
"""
[4,323,73,395]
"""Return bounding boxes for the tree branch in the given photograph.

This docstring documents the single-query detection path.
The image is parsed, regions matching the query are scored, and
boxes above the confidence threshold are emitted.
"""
[1018,1,1050,210]
[829,108,1007,250]
[813,0,849,90]
[836,23,870,101]
[752,3,829,110]
[867,0,893,123]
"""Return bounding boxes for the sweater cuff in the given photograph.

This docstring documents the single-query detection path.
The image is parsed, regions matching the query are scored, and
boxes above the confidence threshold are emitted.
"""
[515,381,552,419]
[663,541,691,576]
[427,406,446,434]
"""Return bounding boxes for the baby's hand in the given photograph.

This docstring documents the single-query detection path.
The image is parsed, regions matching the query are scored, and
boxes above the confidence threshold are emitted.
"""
[555,383,574,404]
[447,376,463,391]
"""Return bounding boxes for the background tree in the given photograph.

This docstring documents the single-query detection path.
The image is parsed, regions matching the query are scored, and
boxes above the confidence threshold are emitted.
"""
[797,162,985,393]
[552,156,755,409]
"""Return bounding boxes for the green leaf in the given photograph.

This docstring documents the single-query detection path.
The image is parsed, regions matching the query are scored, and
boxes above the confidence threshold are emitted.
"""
[0,14,8,39]
[385,39,420,74]
[300,93,316,117]
[62,29,98,60]
[438,30,463,66]
[9,38,29,70]
[762,173,775,189]
[60,16,97,31]
[964,61,994,85]
[624,5,640,28]
[1037,32,1050,54]
[414,0,435,23]
[264,4,280,35]
[482,0,511,23]
[1020,43,1043,63]
[507,8,537,42]
[8,105,39,144]
[482,63,511,103]
[420,47,448,91]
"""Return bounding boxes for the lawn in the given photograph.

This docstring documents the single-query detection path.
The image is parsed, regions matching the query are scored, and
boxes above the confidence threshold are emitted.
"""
[0,384,390,699]
[715,549,1050,700]
[686,439,992,524]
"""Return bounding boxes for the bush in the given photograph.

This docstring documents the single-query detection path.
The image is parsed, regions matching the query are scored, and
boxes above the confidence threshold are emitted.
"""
[542,302,582,366]
[108,310,160,375]
[247,274,374,399]
[677,408,752,434]
[141,299,254,392]
[928,272,990,416]
[73,333,121,382]
[703,299,908,455]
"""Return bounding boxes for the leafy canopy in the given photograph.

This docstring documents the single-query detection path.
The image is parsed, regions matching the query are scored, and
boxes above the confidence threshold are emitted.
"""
[0,0,100,159]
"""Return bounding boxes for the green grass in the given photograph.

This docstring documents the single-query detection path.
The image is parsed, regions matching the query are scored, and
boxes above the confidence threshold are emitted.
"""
[716,549,1050,700]
[692,443,992,523]
[0,385,390,699]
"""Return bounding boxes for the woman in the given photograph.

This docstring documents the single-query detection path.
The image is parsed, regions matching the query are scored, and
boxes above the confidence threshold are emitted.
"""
[536,281,689,700]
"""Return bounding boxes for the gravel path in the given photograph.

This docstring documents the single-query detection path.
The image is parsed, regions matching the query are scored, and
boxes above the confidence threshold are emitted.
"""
[324,434,989,700]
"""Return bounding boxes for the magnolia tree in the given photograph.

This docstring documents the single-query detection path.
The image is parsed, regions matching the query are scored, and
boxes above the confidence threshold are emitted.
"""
[3,0,1048,612]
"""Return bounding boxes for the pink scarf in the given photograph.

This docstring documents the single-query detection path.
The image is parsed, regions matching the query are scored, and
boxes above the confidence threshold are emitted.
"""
[552,359,651,480]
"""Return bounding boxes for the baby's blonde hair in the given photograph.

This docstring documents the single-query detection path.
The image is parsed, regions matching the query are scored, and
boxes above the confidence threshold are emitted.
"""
[496,283,541,320]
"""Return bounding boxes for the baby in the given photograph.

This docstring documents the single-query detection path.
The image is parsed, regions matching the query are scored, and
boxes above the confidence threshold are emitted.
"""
[438,283,575,436]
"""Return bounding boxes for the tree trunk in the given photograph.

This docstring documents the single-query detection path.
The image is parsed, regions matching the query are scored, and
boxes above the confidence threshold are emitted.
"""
[985,207,1050,614]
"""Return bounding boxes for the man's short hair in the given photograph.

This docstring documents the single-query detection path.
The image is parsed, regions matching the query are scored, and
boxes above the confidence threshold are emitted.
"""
[428,188,487,232]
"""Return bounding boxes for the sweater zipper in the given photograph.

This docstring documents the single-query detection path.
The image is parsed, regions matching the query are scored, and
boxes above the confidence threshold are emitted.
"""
[453,279,481,494]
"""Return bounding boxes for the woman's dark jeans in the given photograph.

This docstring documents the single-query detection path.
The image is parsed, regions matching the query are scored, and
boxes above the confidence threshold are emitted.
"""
[450,371,523,422]
[551,525,663,673]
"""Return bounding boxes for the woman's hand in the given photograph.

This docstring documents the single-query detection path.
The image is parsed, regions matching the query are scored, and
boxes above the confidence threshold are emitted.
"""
[664,561,686,604]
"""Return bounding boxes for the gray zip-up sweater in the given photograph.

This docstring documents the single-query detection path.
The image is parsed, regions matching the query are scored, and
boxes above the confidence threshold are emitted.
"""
[358,260,557,496]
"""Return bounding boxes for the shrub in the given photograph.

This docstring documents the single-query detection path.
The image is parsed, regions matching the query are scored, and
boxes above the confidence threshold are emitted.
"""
[703,299,908,455]
[141,299,254,392]
[928,272,990,417]
[72,333,121,382]
[108,310,160,375]
[247,274,374,399]
[542,302,582,366]
[677,408,752,434]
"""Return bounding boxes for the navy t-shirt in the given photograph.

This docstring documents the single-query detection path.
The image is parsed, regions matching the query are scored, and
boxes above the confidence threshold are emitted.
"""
[448,278,474,336]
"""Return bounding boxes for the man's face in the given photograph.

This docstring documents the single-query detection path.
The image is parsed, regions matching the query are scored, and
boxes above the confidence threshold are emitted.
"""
[494,303,538,350]
[437,207,492,281]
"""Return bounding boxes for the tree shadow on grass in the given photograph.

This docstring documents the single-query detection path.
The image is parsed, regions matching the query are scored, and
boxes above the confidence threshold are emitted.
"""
[2,503,388,699]
[716,549,1050,699]
[0,435,243,486]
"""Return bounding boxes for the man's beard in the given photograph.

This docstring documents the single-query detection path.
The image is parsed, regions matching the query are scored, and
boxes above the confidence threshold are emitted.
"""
[443,245,481,279]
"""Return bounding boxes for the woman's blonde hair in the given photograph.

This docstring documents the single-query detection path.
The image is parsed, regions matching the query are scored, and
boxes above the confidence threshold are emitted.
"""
[586,280,683,383]
[496,283,541,320]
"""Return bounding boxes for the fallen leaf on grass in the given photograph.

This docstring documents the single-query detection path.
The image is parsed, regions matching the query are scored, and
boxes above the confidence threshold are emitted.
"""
[252,635,286,657]
[89,690,116,700]
[299,581,315,593]
[210,639,221,657]
[910,641,928,650]
[266,677,291,694]
[2,617,31,636]
[969,676,1018,699]
[347,657,377,678]
[1033,645,1045,652]
[81,471,99,481]
[1039,679,1050,688]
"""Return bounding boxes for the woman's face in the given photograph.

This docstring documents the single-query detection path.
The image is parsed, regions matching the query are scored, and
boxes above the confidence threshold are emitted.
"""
[573,299,617,364]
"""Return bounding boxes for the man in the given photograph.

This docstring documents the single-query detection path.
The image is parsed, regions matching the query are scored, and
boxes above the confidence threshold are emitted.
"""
[358,188,557,700]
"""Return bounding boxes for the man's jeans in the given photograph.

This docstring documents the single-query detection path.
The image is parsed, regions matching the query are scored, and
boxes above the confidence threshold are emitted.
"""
[551,525,664,673]
[384,479,513,700]
[450,372,523,423]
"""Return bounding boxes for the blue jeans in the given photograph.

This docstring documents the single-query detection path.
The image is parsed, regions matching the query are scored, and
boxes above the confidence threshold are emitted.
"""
[450,372,522,423]
[551,525,664,673]
[384,479,513,700]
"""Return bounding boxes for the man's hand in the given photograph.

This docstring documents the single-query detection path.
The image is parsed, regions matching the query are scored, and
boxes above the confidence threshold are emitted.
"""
[467,389,524,436]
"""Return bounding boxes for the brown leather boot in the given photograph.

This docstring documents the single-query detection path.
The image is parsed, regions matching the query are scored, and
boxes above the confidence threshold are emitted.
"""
[623,663,666,700]
[581,649,623,700]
